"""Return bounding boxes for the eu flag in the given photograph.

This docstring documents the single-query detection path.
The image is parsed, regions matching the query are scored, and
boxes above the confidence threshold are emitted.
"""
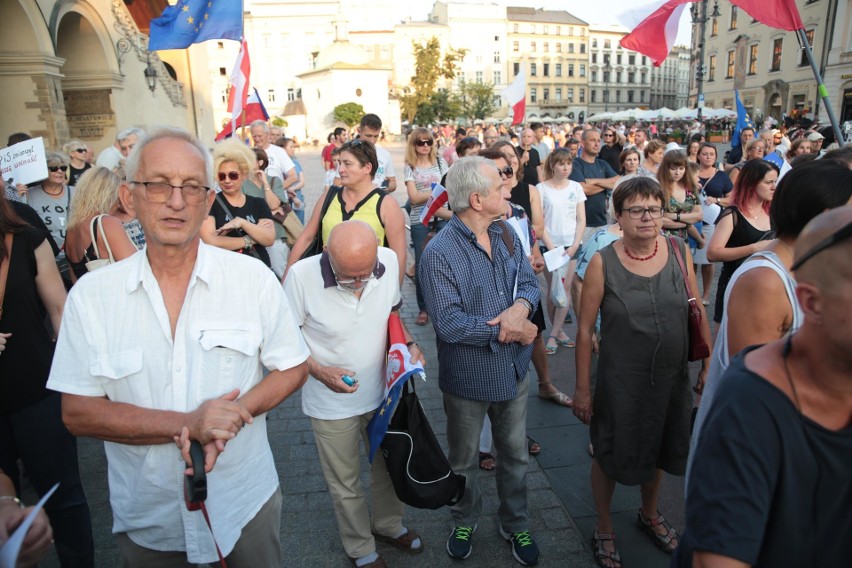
[149,0,243,51]
[731,89,755,149]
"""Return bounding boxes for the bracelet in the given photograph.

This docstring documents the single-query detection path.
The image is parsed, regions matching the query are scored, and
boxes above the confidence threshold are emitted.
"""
[0,496,24,509]
[243,235,253,249]
[406,341,418,349]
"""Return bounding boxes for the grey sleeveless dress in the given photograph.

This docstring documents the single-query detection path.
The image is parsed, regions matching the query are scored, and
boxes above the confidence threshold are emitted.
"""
[591,238,693,485]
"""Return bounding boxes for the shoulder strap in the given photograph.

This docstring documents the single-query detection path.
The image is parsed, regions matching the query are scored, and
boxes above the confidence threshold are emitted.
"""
[668,237,694,300]
[496,220,515,256]
[315,186,341,250]
[373,189,389,228]
[214,193,236,224]
[0,233,12,319]
[96,215,116,262]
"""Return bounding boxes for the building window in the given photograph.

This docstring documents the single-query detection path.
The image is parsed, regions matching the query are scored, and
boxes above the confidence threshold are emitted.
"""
[568,43,574,53]
[628,90,634,102]
[580,88,585,103]
[217,41,224,49]
[476,71,483,84]
[556,26,561,36]
[220,89,228,104]
[591,89,597,103]
[530,63,537,76]
[604,39,611,49]
[555,63,562,77]
[617,71,622,83]
[628,72,635,83]
[617,54,622,65]
[514,62,520,76]
[493,70,502,84]
[640,89,645,102]
[513,41,519,52]
[771,38,782,71]
[616,90,621,102]
[592,38,598,49]
[642,56,647,66]
[287,88,296,102]
[530,88,537,103]
[580,43,586,54]
[711,17,718,36]
[568,87,574,102]
[748,44,758,75]
[514,24,519,33]
[603,70,611,83]
[569,26,574,36]
[591,71,597,82]
[726,50,735,78]
[592,53,598,64]
[495,35,499,41]
[531,42,536,52]
[544,43,549,53]
[219,67,227,76]
[494,51,501,63]
[569,63,575,77]
[544,25,549,35]
[730,6,738,30]
[543,87,550,101]
[268,89,276,103]
[543,63,550,77]
[556,87,562,101]
[709,54,716,81]
[556,43,562,52]
[628,54,635,65]
[799,29,814,66]
[580,64,586,77]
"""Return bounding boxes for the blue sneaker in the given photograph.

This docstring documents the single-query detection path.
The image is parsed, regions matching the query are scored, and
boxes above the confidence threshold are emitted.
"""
[499,527,540,566]
[446,525,476,559]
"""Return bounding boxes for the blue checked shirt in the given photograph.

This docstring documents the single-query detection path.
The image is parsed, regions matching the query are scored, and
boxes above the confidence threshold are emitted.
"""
[419,215,540,402]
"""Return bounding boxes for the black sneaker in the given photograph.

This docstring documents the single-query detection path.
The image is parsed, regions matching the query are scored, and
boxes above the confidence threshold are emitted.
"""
[499,527,540,566]
[446,525,476,560]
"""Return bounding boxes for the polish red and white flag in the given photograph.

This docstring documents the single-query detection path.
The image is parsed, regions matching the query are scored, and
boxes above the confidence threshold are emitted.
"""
[501,70,526,126]
[618,0,692,67]
[419,183,449,226]
[730,0,803,31]
[226,38,251,135]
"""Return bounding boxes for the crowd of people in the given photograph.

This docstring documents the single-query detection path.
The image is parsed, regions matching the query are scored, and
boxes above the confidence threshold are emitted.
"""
[1,111,851,568]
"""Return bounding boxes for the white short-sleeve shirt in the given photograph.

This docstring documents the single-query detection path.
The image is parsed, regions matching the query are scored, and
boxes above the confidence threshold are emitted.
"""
[263,144,296,182]
[373,145,396,189]
[284,247,401,420]
[47,242,309,563]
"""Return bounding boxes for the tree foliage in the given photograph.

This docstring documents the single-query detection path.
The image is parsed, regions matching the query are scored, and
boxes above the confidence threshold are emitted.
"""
[414,90,462,125]
[332,102,365,128]
[456,80,497,121]
[400,37,466,123]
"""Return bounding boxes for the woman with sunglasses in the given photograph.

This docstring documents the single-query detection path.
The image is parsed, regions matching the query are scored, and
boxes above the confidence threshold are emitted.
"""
[25,152,74,283]
[404,128,449,326]
[62,140,91,186]
[201,140,275,268]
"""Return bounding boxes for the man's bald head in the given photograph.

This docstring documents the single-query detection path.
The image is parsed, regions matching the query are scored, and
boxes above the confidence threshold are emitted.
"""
[793,205,852,291]
[327,220,379,262]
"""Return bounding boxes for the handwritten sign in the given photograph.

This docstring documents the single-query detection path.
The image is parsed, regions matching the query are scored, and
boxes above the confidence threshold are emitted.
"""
[0,137,48,186]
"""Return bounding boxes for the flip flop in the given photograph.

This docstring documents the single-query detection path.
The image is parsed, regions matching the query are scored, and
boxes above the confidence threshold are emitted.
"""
[546,337,559,355]
[538,390,573,407]
[555,336,575,348]
[479,452,496,470]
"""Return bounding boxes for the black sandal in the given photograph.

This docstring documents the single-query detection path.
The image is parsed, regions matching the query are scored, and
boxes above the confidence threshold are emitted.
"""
[637,509,678,554]
[591,529,622,568]
[527,435,541,455]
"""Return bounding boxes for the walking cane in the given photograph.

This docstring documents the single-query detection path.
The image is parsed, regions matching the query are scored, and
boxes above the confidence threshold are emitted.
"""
[184,440,228,568]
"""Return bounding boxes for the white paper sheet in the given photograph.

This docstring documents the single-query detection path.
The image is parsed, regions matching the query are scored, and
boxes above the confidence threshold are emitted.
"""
[505,216,531,256]
[543,247,570,272]
[0,483,58,568]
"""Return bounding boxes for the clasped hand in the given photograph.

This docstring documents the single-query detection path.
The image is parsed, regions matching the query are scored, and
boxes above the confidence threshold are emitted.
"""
[487,303,537,345]
[175,389,253,474]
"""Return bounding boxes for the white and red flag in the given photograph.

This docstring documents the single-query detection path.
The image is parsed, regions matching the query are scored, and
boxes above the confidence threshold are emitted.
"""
[619,0,691,67]
[215,88,269,141]
[501,70,526,126]
[730,0,803,31]
[225,38,251,136]
[419,183,449,226]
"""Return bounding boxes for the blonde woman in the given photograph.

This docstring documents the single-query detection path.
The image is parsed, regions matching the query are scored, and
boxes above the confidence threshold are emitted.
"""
[201,139,276,268]
[404,127,448,325]
[62,140,91,186]
[64,167,137,284]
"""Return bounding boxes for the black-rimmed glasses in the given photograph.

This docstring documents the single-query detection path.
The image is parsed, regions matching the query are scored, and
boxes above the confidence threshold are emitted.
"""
[415,139,434,147]
[624,206,665,219]
[48,165,68,173]
[130,181,211,204]
[791,220,852,271]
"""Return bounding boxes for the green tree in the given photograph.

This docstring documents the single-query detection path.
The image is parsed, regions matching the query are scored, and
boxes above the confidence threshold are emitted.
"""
[414,90,462,125]
[271,116,288,127]
[400,37,466,123]
[333,102,365,128]
[456,80,496,120]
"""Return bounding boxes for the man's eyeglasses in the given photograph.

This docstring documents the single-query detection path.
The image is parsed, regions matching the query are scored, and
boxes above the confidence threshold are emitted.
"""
[217,171,241,182]
[415,139,434,147]
[130,181,211,204]
[48,165,68,173]
[331,260,378,287]
[791,220,852,271]
[624,206,665,219]
[498,166,514,179]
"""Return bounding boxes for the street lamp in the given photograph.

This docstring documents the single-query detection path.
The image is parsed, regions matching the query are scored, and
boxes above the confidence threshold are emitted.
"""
[691,0,721,120]
[144,53,158,93]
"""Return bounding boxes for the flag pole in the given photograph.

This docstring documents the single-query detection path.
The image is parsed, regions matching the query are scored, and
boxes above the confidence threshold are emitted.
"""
[240,108,247,144]
[797,28,844,145]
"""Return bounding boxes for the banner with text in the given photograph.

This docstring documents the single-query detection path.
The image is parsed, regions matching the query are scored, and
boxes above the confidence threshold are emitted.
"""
[1,137,48,186]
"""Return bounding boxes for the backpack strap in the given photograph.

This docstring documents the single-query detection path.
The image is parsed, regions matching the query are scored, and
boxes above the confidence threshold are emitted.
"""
[496,220,515,256]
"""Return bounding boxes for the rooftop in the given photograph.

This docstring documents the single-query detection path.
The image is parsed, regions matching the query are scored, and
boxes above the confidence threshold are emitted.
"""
[507,6,587,26]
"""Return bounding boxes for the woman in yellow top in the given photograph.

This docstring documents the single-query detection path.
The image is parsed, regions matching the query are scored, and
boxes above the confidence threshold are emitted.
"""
[286,140,406,283]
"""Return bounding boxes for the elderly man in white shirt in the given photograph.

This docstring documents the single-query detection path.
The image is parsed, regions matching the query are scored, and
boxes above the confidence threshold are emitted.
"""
[47,126,310,567]
[284,220,425,568]
[250,120,298,188]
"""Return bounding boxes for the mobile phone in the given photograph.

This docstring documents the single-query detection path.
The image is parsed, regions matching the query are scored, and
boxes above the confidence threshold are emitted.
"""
[342,375,357,387]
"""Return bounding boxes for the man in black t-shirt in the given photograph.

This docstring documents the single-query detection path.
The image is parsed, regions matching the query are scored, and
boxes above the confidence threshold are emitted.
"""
[569,129,619,243]
[519,128,542,186]
[598,126,625,173]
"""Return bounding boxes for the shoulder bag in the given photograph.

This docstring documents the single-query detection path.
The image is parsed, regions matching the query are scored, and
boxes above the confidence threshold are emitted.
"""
[0,233,12,320]
[380,379,466,510]
[214,193,262,261]
[669,237,711,361]
[84,215,116,272]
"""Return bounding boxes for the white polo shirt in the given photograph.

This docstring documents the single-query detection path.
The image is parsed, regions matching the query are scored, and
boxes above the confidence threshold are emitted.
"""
[284,247,401,420]
[263,144,296,182]
[47,242,309,563]
[373,145,396,189]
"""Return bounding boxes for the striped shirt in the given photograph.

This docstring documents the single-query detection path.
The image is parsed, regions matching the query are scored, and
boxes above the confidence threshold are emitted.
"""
[418,215,539,401]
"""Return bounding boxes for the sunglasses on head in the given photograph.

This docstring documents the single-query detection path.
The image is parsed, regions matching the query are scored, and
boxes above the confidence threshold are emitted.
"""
[48,165,68,173]
[217,171,240,181]
[415,139,434,147]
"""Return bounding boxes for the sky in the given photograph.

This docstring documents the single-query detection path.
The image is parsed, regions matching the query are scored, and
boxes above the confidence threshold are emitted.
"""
[408,0,694,47]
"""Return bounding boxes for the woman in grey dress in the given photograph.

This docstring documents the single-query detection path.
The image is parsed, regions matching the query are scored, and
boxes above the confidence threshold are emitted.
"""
[572,177,711,568]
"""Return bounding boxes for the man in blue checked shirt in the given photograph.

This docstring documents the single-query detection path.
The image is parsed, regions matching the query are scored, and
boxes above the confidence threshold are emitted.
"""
[419,156,541,567]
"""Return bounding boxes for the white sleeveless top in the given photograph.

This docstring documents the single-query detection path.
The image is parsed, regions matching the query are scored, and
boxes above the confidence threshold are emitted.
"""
[686,251,803,489]
[537,180,586,246]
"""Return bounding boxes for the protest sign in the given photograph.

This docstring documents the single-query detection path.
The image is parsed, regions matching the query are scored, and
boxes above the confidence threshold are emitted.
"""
[0,137,48,186]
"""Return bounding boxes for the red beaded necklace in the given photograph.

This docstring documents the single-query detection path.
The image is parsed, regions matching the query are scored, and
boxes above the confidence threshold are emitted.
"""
[623,239,659,261]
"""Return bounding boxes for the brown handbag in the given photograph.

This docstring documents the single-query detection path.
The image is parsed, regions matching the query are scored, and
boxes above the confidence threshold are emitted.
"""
[669,237,710,361]
[0,233,12,320]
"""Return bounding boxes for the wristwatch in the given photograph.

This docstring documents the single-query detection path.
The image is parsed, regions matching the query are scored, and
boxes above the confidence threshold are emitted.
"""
[676,212,681,222]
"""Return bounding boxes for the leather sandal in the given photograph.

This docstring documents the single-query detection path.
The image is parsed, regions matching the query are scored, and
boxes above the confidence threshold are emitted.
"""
[637,509,678,554]
[591,529,622,568]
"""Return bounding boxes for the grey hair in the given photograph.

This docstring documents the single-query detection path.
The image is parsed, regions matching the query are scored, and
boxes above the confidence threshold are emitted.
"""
[45,151,68,167]
[445,156,497,213]
[249,120,269,132]
[124,126,213,188]
[582,128,601,141]
[116,127,145,144]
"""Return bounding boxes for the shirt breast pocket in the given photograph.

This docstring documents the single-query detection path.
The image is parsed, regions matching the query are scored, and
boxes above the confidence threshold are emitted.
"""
[198,329,262,398]
[89,349,146,404]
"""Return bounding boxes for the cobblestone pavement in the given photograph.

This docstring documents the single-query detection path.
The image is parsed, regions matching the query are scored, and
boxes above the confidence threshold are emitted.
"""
[28,140,724,567]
